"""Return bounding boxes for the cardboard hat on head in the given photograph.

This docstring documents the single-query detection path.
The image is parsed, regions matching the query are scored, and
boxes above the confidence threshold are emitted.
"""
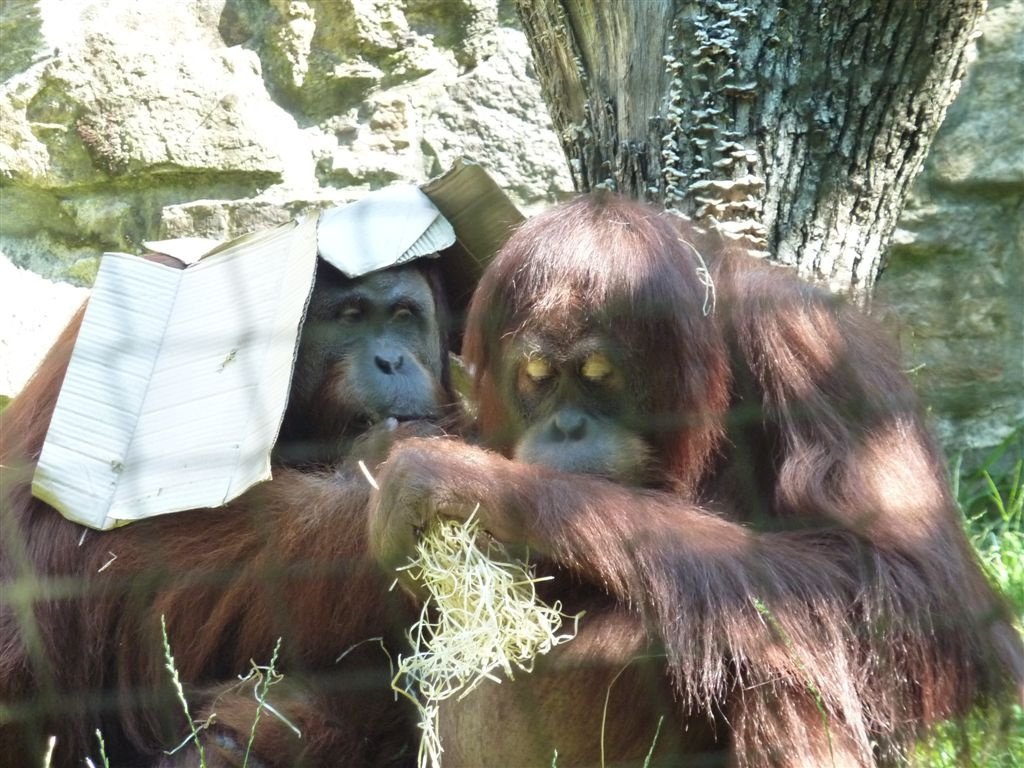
[33,159,522,530]
[316,185,457,278]
[419,158,525,314]
[316,159,524,315]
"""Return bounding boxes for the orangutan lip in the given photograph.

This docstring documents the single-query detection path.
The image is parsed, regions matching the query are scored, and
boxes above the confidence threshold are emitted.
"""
[361,413,426,428]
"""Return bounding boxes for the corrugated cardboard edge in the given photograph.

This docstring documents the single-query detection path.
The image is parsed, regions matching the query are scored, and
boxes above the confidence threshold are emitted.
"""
[31,160,521,528]
[32,218,319,529]
[317,185,456,278]
[421,158,525,315]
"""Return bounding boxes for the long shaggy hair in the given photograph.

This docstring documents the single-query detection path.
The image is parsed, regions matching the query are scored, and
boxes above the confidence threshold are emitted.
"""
[453,193,1024,765]
[0,261,457,766]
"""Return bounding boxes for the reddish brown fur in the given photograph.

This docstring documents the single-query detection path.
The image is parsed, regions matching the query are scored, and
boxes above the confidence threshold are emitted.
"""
[370,194,1024,767]
[0,277,451,766]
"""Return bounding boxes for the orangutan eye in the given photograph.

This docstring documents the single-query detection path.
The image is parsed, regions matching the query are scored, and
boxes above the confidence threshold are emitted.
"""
[524,357,554,382]
[580,352,614,382]
[338,303,364,322]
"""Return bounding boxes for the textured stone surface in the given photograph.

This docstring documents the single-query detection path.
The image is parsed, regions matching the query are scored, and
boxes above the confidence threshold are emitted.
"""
[876,0,1023,453]
[0,0,573,396]
[0,0,571,277]
[418,27,570,204]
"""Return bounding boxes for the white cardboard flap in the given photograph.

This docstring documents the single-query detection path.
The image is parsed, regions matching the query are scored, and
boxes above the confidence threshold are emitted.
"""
[317,184,455,277]
[142,237,224,265]
[32,216,319,530]
[31,162,519,530]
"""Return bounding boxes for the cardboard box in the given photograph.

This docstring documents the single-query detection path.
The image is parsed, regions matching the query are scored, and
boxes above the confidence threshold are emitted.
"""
[32,160,522,529]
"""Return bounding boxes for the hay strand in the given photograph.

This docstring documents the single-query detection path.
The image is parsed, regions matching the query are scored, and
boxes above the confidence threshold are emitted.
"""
[392,510,579,768]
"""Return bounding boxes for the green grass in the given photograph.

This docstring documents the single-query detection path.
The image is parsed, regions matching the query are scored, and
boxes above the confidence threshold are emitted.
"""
[159,616,288,768]
[915,431,1024,767]
[954,439,1024,617]
[161,615,208,767]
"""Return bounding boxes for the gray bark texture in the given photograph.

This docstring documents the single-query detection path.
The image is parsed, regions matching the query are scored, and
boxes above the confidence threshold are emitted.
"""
[514,0,986,300]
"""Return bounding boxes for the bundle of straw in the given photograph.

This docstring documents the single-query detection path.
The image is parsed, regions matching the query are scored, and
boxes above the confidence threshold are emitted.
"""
[392,510,579,768]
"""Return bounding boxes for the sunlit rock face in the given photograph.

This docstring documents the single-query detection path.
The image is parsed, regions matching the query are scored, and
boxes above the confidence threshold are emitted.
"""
[0,0,573,398]
[876,0,1024,455]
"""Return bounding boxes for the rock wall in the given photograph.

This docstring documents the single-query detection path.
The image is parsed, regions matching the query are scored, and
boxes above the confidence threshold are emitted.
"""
[1,0,1021,455]
[0,0,571,282]
[876,0,1023,454]
[0,0,573,395]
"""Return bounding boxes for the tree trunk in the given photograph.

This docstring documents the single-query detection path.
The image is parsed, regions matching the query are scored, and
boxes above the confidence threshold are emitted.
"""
[514,0,985,301]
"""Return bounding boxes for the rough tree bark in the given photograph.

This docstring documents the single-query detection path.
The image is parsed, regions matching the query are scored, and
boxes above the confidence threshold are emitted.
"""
[514,0,986,300]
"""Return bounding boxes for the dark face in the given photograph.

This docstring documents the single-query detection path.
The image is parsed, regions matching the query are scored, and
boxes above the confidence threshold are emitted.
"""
[282,262,446,460]
[503,331,655,486]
